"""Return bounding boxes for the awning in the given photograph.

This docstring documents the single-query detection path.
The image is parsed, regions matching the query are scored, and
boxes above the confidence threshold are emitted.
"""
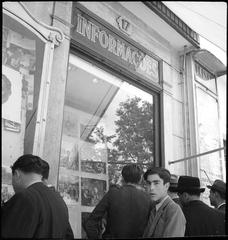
[193,49,227,77]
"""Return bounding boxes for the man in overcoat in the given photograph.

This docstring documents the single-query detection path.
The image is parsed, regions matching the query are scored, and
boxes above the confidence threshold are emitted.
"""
[176,176,225,236]
[1,154,74,238]
[143,167,186,238]
[84,164,153,239]
[207,179,226,213]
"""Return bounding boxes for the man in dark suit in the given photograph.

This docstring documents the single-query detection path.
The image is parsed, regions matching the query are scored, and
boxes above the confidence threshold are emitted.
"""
[84,164,153,239]
[1,154,74,238]
[207,179,226,213]
[176,176,225,236]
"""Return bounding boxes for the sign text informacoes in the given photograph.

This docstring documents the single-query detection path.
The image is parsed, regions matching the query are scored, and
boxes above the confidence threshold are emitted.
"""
[72,8,159,84]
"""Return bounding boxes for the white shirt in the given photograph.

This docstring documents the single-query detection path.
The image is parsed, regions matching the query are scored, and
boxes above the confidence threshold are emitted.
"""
[155,195,169,212]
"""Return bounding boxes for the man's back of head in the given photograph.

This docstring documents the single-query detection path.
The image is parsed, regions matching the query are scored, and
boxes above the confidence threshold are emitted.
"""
[11,154,46,193]
[121,164,142,184]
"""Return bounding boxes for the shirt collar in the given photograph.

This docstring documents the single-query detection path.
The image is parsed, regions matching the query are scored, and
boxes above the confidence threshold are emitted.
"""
[217,202,226,209]
[155,195,169,211]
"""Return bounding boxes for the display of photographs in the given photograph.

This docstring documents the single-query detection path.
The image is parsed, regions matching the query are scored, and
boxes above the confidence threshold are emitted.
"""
[1,184,14,204]
[60,137,79,171]
[58,171,79,205]
[2,27,36,72]
[2,65,22,123]
[81,212,91,238]
[63,107,79,138]
[2,166,12,185]
[81,160,106,174]
[81,178,107,207]
[4,119,21,133]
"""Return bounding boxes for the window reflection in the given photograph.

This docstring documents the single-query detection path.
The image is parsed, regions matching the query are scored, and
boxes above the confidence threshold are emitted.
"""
[58,54,154,202]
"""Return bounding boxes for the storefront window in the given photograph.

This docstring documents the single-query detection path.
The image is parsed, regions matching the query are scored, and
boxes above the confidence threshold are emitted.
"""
[2,14,45,203]
[58,54,156,237]
[196,86,222,205]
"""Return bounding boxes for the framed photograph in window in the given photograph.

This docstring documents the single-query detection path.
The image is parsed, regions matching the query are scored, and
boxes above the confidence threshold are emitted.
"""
[81,178,106,206]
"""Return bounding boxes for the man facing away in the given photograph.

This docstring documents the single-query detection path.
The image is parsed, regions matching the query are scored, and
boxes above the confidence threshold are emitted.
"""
[143,167,186,238]
[176,176,225,236]
[1,154,74,239]
[84,164,153,239]
[207,179,226,213]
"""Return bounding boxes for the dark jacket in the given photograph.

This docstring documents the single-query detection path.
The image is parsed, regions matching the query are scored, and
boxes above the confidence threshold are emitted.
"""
[84,184,153,239]
[182,200,225,236]
[1,182,74,238]
[172,197,182,208]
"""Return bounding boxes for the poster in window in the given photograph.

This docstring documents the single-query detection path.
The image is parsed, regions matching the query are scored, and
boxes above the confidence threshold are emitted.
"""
[1,166,14,203]
[3,28,36,72]
[2,65,22,123]
[1,184,14,204]
[81,160,106,174]
[58,170,79,205]
[60,136,79,171]
[81,178,106,206]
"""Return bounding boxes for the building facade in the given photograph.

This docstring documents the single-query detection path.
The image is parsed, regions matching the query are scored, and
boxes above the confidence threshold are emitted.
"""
[2,2,226,238]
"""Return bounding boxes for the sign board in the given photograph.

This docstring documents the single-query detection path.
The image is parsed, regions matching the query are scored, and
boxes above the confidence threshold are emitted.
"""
[71,6,160,84]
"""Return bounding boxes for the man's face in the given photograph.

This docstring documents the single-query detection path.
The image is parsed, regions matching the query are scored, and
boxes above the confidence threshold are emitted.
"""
[209,189,216,207]
[146,174,169,202]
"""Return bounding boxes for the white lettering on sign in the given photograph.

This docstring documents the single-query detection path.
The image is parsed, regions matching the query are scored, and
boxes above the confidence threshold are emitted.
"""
[76,14,159,82]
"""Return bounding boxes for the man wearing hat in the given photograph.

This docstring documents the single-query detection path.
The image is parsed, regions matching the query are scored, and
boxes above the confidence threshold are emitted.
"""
[207,180,226,213]
[176,176,225,236]
[168,174,182,207]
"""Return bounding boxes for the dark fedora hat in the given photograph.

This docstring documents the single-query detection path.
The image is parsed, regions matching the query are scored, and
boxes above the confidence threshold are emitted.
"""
[169,174,178,192]
[207,179,226,194]
[176,176,205,193]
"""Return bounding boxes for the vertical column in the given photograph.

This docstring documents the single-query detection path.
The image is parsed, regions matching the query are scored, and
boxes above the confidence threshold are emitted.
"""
[161,61,174,168]
[42,2,73,187]
[184,52,199,177]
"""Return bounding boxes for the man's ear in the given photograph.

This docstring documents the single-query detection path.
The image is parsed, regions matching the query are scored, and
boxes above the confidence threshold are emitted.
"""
[14,169,22,179]
[165,182,170,190]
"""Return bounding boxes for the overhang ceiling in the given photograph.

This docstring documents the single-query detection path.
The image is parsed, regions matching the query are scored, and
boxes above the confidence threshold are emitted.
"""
[193,49,227,77]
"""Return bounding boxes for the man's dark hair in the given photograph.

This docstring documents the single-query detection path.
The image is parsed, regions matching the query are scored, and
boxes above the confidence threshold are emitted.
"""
[143,167,171,184]
[122,164,142,184]
[11,154,47,177]
[211,188,226,200]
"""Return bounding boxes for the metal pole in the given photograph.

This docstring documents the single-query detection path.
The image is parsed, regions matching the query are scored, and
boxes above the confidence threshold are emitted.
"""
[169,147,225,165]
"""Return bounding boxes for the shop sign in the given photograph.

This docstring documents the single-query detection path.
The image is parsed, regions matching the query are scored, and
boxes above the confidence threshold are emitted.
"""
[72,8,159,84]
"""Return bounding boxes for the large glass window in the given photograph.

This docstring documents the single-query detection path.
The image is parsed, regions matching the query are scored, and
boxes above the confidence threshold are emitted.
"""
[196,85,223,205]
[2,14,45,203]
[58,54,156,237]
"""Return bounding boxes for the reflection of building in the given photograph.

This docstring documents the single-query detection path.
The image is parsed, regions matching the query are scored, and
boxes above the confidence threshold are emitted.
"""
[2,2,226,238]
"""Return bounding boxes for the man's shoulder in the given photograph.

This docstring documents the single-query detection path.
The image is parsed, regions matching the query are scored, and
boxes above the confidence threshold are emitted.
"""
[164,197,183,214]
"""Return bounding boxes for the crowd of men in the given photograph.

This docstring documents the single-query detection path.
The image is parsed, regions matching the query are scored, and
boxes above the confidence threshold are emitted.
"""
[1,154,227,238]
